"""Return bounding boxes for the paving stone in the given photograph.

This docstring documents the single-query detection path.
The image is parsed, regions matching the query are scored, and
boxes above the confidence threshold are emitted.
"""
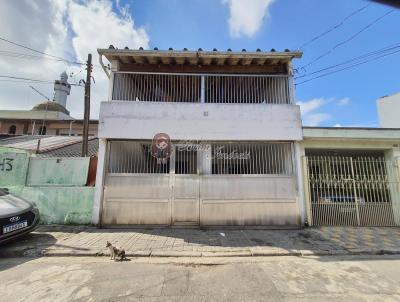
[3,226,400,257]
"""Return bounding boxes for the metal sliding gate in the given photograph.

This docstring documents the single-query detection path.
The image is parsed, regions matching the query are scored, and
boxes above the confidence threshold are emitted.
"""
[102,141,299,226]
[303,156,400,226]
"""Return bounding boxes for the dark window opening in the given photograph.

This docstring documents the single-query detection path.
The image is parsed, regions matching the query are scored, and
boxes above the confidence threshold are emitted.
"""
[8,125,16,134]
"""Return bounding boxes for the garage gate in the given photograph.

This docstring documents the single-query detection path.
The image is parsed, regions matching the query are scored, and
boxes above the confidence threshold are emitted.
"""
[101,141,300,226]
[303,154,400,226]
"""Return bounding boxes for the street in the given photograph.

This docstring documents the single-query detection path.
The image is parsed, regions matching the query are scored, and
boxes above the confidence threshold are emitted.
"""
[1,255,400,301]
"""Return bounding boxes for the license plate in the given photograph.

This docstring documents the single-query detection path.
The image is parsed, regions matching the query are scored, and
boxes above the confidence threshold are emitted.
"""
[3,220,28,234]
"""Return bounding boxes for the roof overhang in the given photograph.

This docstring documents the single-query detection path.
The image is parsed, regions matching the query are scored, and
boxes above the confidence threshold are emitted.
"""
[98,49,302,67]
[303,127,400,141]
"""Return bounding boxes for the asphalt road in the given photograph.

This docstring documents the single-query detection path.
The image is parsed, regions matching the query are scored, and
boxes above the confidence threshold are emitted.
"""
[1,255,400,301]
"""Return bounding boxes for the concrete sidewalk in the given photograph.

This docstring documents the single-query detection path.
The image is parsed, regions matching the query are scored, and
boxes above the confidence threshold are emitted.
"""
[1,226,400,258]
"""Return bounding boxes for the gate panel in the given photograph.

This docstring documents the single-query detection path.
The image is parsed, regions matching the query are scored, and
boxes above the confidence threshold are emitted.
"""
[172,146,199,225]
[103,174,170,225]
[200,176,298,226]
[102,141,172,225]
[200,142,299,226]
[304,156,399,226]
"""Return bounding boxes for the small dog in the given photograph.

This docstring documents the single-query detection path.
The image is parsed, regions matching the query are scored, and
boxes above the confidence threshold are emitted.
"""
[106,241,127,261]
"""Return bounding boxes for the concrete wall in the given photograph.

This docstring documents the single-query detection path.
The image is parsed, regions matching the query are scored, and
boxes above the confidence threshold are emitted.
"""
[8,186,94,225]
[377,93,400,128]
[27,157,90,186]
[0,147,93,225]
[99,101,303,141]
[0,147,30,186]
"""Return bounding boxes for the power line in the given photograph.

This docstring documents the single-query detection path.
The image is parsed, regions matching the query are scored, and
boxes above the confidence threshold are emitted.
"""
[0,75,54,83]
[299,9,395,71]
[295,42,400,80]
[0,50,68,62]
[0,47,102,69]
[0,75,84,86]
[295,48,400,85]
[0,36,84,66]
[298,4,371,50]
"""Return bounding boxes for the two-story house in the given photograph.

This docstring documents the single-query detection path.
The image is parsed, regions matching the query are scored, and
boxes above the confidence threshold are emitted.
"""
[92,47,303,227]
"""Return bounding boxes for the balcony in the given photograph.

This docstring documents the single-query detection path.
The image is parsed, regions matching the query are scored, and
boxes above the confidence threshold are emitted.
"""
[99,72,301,141]
[111,72,293,104]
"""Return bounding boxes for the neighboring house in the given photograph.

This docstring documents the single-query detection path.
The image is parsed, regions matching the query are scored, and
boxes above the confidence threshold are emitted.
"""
[0,72,98,136]
[377,92,400,128]
[0,135,98,157]
[299,127,400,227]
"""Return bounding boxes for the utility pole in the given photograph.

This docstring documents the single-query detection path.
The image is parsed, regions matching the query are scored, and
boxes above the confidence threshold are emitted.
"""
[82,53,92,157]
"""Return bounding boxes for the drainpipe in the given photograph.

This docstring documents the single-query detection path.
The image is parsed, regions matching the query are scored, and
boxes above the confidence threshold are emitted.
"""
[69,120,75,136]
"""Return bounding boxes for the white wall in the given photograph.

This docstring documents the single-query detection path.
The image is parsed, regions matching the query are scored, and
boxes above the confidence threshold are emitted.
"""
[98,101,302,141]
[377,93,400,128]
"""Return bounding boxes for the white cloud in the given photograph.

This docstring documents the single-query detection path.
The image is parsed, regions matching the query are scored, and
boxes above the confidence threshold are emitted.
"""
[0,0,149,119]
[223,0,275,38]
[297,98,325,115]
[297,98,331,126]
[337,97,350,106]
[297,97,351,126]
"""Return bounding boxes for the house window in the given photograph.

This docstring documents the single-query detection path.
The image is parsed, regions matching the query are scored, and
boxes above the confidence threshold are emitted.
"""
[8,125,17,134]
[38,126,47,135]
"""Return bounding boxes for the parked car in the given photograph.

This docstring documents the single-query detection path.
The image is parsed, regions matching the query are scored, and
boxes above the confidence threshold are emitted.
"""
[0,188,40,244]
[318,195,366,204]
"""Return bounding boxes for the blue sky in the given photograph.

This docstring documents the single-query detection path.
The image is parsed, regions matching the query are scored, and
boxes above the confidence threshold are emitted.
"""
[122,0,400,127]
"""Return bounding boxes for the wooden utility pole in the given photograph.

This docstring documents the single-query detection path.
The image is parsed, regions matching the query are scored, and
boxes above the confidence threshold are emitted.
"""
[82,53,92,157]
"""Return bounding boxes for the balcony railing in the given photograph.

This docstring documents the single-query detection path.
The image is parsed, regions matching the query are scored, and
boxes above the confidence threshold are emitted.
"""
[112,72,293,104]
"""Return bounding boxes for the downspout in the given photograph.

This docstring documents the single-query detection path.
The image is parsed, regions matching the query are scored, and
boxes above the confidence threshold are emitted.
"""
[69,120,75,136]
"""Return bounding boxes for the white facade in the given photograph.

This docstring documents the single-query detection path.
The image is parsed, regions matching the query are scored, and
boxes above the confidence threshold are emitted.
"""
[377,92,400,128]
[98,102,302,141]
[94,48,306,227]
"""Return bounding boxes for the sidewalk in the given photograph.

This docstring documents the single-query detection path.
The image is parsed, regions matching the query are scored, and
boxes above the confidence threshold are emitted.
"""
[2,226,400,258]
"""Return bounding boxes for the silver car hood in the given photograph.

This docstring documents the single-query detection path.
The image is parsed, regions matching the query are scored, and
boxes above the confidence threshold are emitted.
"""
[0,194,32,217]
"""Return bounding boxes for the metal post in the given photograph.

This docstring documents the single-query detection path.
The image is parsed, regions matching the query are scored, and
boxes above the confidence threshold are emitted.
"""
[302,156,313,226]
[82,53,92,157]
[350,157,361,225]
[200,76,205,103]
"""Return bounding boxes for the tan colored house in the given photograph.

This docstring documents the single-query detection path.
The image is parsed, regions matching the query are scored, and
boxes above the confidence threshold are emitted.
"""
[0,72,98,137]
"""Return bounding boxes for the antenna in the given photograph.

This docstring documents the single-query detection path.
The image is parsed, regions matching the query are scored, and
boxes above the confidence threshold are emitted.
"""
[29,85,51,101]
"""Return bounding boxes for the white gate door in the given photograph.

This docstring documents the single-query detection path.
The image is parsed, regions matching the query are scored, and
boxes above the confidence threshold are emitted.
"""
[303,156,400,226]
[171,146,200,225]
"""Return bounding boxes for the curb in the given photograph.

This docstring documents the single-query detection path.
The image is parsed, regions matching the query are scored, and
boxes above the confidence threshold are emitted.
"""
[3,248,400,258]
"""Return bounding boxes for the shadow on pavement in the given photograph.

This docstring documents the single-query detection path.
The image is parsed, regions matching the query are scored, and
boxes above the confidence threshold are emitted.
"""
[0,232,56,271]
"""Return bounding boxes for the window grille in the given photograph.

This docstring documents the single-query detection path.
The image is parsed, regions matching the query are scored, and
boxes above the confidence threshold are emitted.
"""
[112,73,201,103]
[211,142,293,175]
[175,147,197,174]
[112,72,292,104]
[108,141,170,174]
